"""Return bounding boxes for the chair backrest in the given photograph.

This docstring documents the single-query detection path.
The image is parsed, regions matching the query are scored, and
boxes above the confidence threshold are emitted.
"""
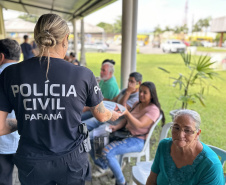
[208,145,226,166]
[159,122,173,141]
[207,145,226,181]
[142,114,162,152]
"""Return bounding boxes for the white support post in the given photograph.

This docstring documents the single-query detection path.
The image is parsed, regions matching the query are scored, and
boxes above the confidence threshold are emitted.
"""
[0,6,6,39]
[72,18,78,56]
[80,18,86,66]
[121,0,133,89]
[131,0,138,72]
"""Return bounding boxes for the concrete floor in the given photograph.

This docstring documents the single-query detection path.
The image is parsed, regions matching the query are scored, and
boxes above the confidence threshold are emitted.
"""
[13,159,136,185]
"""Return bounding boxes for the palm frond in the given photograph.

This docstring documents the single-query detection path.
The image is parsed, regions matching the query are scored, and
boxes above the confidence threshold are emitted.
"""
[180,53,191,66]
[158,67,170,73]
[194,94,206,107]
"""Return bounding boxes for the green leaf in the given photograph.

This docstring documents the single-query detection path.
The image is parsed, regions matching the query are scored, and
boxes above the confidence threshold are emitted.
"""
[177,95,196,105]
[194,94,206,107]
[180,53,191,66]
[209,84,219,91]
[158,67,170,73]
[159,53,219,109]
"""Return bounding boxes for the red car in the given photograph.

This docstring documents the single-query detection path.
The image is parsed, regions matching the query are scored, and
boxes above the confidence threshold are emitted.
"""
[183,41,190,46]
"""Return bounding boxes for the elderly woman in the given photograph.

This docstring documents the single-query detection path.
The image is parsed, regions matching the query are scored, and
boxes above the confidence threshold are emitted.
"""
[146,109,225,185]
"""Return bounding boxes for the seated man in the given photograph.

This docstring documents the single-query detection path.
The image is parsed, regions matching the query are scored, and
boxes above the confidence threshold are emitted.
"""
[82,59,120,121]
[84,72,142,131]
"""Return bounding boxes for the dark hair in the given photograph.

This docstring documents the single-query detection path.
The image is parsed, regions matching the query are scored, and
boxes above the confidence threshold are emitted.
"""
[23,35,28,40]
[130,72,142,82]
[71,59,80,66]
[70,52,75,58]
[0,38,21,61]
[140,81,165,125]
[102,59,115,65]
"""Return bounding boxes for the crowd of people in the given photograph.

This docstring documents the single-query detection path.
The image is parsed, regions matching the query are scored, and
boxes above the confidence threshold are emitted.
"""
[0,13,225,185]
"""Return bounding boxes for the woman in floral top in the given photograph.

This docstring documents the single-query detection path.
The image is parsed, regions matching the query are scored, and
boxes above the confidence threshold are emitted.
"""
[146,109,225,185]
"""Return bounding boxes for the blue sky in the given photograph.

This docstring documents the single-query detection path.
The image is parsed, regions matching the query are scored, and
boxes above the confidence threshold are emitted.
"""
[3,0,226,33]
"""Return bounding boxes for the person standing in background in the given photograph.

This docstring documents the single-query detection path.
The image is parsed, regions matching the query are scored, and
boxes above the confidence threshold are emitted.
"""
[20,35,34,60]
[30,40,39,56]
[0,38,20,185]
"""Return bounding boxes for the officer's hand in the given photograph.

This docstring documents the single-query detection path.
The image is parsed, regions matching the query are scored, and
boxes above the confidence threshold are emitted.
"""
[110,111,122,122]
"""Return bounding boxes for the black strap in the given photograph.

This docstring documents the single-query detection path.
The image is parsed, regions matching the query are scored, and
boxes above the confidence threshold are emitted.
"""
[131,133,148,137]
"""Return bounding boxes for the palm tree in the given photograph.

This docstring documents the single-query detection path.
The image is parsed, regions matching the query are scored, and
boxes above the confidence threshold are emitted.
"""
[192,23,202,32]
[174,26,182,34]
[153,25,163,36]
[181,24,189,34]
[202,17,211,35]
[164,26,172,32]
[113,16,122,34]
[159,54,218,109]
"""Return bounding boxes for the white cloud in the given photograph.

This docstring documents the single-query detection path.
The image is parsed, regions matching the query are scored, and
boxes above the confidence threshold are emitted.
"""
[85,0,122,25]
[3,9,24,20]
[3,0,226,33]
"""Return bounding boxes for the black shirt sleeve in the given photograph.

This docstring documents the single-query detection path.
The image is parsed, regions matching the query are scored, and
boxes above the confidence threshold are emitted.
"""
[85,72,103,107]
[0,71,13,113]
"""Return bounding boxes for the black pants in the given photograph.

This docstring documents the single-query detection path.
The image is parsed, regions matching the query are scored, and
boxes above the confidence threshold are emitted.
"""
[0,154,14,185]
[14,146,91,185]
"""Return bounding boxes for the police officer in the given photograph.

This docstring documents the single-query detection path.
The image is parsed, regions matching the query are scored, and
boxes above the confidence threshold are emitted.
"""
[0,13,121,185]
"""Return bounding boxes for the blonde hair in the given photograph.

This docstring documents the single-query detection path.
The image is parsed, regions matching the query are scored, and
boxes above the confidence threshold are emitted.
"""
[34,13,70,81]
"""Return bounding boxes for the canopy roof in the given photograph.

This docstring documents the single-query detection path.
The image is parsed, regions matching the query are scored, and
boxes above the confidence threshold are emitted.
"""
[4,18,104,33]
[211,16,226,33]
[5,18,35,33]
[0,0,117,21]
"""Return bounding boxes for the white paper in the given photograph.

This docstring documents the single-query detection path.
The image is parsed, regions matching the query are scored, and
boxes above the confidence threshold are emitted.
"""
[93,125,109,137]
[103,101,126,113]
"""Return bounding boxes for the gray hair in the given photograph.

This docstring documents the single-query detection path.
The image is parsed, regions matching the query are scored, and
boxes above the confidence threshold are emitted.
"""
[102,62,114,74]
[173,109,201,130]
[0,39,20,61]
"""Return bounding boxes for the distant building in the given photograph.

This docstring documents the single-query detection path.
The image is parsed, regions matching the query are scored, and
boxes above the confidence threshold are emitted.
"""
[4,18,105,44]
[211,16,226,47]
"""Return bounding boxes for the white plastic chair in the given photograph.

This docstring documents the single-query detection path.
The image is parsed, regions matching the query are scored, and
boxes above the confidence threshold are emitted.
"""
[118,114,163,166]
[131,122,173,185]
[159,122,173,141]
[207,145,226,182]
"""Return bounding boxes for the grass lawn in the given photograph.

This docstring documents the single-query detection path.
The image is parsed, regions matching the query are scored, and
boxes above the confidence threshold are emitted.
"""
[85,53,226,151]
[197,47,226,52]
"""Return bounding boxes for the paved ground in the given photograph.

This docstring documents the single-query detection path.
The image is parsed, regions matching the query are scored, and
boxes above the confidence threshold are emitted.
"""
[12,125,163,185]
[12,167,20,185]
[12,159,136,185]
[106,43,220,56]
[107,43,163,54]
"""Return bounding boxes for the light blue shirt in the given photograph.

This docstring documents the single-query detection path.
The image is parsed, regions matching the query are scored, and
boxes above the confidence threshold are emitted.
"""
[151,138,225,185]
[0,63,20,154]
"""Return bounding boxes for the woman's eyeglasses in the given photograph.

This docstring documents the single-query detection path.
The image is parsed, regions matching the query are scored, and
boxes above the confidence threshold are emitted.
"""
[170,125,197,136]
